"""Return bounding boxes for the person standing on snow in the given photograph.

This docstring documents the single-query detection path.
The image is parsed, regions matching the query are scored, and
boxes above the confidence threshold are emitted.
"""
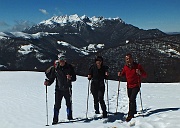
[88,56,109,118]
[44,53,76,125]
[118,53,147,122]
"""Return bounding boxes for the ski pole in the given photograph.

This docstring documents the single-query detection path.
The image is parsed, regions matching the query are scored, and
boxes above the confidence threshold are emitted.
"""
[115,78,120,114]
[45,85,49,126]
[69,87,73,118]
[138,75,144,117]
[106,79,110,115]
[139,86,144,117]
[86,80,91,118]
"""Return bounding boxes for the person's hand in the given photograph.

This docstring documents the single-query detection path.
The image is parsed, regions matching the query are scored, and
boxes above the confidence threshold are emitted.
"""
[88,75,91,80]
[136,69,141,75]
[118,72,121,77]
[66,74,72,80]
[44,79,50,86]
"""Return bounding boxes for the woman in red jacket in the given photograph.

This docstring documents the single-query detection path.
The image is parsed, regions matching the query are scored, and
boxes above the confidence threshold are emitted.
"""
[118,53,147,122]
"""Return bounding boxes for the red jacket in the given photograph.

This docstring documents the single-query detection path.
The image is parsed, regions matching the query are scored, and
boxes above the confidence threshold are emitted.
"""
[121,62,147,88]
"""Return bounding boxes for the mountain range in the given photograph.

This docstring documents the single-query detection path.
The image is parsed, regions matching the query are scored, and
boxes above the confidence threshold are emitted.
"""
[0,14,180,82]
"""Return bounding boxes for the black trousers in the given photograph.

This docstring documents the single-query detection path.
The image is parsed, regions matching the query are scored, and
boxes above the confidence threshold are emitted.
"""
[91,80,107,112]
[54,89,72,116]
[127,87,140,116]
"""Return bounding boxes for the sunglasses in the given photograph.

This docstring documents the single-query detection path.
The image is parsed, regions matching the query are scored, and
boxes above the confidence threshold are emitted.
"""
[58,57,66,61]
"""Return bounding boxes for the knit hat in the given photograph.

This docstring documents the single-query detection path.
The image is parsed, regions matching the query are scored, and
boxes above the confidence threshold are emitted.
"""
[58,53,66,60]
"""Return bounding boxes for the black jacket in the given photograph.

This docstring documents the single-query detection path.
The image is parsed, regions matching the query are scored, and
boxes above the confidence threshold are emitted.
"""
[45,62,76,91]
[88,64,109,81]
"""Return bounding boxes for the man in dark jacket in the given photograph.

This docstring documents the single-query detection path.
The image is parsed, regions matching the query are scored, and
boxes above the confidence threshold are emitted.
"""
[44,54,76,125]
[118,53,147,122]
[88,56,109,118]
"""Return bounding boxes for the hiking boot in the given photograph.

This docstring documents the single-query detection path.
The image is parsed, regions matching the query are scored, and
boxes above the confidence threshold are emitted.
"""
[95,110,100,114]
[52,108,59,125]
[94,103,100,112]
[67,107,73,120]
[52,118,58,125]
[102,111,107,118]
[67,115,73,120]
[126,115,134,122]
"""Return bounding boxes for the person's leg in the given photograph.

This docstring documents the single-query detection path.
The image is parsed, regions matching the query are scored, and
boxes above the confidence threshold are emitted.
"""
[91,82,100,114]
[127,88,132,116]
[129,87,139,116]
[99,85,107,118]
[64,90,73,120]
[52,90,63,124]
[126,87,139,122]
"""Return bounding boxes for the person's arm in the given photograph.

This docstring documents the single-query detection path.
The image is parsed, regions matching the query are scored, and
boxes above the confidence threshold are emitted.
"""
[104,65,109,79]
[88,65,93,80]
[69,65,76,82]
[118,66,125,77]
[44,66,56,86]
[137,64,147,78]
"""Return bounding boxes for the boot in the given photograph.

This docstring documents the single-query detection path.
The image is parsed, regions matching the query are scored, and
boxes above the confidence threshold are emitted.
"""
[67,108,73,120]
[95,110,100,114]
[52,109,59,125]
[94,103,100,114]
[126,115,134,122]
[100,101,107,118]
[102,111,107,118]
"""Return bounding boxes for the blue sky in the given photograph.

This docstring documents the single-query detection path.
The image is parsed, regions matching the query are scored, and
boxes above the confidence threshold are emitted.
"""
[0,0,180,32]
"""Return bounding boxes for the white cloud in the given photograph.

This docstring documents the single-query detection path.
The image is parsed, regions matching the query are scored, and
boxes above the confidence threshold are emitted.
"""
[11,20,34,32]
[39,9,49,15]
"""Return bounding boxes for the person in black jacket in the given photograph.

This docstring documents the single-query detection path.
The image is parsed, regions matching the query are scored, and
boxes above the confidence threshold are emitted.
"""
[88,56,109,118]
[44,54,76,125]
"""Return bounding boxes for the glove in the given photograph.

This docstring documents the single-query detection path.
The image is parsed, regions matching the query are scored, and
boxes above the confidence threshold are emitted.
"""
[44,79,50,86]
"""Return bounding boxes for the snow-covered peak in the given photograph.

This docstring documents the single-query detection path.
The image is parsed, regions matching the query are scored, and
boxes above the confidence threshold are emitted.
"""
[40,14,82,25]
[80,15,88,19]
[90,16,104,22]
[39,14,123,26]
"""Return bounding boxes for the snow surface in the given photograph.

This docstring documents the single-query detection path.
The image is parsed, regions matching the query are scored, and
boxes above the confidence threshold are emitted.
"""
[17,44,51,63]
[57,41,104,55]
[158,48,180,58]
[18,44,35,54]
[0,71,180,128]
[0,32,58,39]
[57,41,89,55]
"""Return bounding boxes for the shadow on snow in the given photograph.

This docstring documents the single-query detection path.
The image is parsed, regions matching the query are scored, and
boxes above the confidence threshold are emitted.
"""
[144,108,180,117]
[56,107,180,125]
